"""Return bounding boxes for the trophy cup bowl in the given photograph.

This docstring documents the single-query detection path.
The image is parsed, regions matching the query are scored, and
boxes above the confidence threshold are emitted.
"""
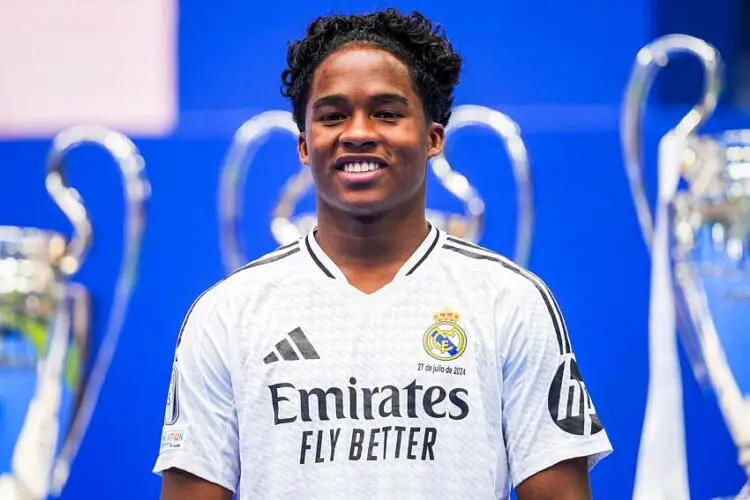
[671,130,750,487]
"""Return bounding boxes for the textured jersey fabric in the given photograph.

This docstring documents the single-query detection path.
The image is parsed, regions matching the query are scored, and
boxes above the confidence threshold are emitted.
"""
[153,225,612,498]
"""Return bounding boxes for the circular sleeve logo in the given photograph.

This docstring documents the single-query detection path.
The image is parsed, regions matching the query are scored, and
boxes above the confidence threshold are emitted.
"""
[548,357,603,436]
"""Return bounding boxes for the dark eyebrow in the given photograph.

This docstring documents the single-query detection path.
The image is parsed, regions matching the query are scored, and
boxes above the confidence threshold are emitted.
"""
[312,93,409,110]
[371,93,409,106]
[312,94,347,110]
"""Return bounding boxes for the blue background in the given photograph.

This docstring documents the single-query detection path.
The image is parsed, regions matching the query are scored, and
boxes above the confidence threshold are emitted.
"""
[1,1,748,498]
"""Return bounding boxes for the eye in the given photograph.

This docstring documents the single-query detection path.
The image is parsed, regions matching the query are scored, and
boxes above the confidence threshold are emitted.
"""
[375,111,403,120]
[318,112,347,123]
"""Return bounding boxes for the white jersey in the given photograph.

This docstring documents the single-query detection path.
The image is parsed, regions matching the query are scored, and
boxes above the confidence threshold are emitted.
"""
[153,225,612,498]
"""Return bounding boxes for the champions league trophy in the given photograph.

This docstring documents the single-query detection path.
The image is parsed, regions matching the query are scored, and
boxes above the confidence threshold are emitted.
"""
[622,34,750,499]
[0,125,149,499]
[218,106,533,272]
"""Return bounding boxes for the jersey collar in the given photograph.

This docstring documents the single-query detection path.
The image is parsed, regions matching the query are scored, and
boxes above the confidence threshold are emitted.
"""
[304,223,442,282]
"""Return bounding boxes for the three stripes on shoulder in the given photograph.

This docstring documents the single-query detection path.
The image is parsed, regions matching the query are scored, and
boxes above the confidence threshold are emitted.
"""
[442,236,572,357]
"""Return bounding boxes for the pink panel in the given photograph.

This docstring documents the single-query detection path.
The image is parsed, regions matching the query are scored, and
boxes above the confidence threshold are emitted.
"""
[0,0,177,138]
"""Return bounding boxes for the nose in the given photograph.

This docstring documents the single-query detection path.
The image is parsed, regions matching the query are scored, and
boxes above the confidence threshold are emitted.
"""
[339,112,377,150]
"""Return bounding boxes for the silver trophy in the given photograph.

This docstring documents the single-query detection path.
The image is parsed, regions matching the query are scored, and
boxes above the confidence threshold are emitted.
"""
[218,106,533,272]
[0,125,149,500]
[622,34,750,498]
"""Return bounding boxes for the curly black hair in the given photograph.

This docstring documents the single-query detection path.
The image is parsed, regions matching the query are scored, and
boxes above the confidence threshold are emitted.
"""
[281,8,462,131]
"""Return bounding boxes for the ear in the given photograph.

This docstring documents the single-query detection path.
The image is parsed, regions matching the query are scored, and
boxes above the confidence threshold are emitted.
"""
[427,122,445,159]
[297,131,309,166]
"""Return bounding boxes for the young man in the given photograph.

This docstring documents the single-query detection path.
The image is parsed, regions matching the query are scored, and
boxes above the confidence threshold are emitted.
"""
[154,9,612,499]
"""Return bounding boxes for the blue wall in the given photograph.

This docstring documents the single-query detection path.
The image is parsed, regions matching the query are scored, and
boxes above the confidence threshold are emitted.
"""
[1,1,747,498]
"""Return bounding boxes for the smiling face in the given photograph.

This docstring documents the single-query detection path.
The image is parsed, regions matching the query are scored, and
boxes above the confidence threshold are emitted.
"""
[298,44,445,217]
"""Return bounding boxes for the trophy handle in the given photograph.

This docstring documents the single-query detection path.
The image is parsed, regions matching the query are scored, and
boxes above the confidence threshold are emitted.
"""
[44,125,150,494]
[218,110,301,273]
[621,34,723,251]
[270,168,315,246]
[430,105,533,266]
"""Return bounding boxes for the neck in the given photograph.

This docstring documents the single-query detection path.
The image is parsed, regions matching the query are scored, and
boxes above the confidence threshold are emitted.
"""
[314,200,430,270]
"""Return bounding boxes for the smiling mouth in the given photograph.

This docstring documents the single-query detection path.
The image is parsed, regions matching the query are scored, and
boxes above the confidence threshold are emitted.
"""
[336,160,386,173]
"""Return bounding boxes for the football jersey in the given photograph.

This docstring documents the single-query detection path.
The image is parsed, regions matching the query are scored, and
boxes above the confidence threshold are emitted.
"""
[153,224,612,499]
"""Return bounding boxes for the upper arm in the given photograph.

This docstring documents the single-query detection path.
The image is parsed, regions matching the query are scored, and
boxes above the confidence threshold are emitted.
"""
[152,293,241,493]
[161,468,234,500]
[500,274,612,489]
[515,457,591,500]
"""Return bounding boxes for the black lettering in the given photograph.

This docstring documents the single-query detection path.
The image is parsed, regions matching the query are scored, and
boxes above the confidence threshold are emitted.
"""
[393,426,406,458]
[366,428,380,461]
[423,386,447,418]
[378,385,401,418]
[299,387,344,422]
[548,358,603,436]
[315,430,325,463]
[362,387,379,420]
[349,377,358,420]
[567,384,578,421]
[422,427,437,460]
[300,430,313,464]
[329,428,341,462]
[407,427,420,459]
[273,380,469,427]
[269,383,297,425]
[349,429,364,460]
[381,426,391,459]
[404,380,423,418]
[448,388,469,420]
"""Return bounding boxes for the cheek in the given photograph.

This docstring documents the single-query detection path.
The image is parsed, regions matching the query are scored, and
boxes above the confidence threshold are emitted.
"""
[307,136,333,165]
[392,133,429,165]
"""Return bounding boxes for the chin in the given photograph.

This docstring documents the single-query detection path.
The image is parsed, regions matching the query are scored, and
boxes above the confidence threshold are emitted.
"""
[329,193,395,216]
[338,200,388,216]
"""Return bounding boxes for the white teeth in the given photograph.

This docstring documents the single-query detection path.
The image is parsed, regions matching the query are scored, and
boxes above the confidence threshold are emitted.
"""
[342,161,380,173]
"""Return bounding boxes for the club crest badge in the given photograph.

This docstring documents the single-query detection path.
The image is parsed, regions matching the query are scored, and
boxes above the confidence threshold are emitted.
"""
[423,308,467,361]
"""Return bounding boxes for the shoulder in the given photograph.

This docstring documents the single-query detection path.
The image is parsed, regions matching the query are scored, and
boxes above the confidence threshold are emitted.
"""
[439,235,571,358]
[437,234,551,303]
[177,240,304,337]
[437,234,568,342]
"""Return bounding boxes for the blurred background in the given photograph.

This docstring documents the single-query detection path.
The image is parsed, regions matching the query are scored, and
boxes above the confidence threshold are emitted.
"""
[1,0,749,498]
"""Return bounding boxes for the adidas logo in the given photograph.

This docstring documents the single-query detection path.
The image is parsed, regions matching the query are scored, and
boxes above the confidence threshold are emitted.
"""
[263,327,320,364]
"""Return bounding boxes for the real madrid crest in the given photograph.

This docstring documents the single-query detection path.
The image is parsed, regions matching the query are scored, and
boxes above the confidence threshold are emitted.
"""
[423,307,467,361]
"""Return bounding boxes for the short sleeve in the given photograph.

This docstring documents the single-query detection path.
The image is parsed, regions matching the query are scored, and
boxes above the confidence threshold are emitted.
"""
[501,277,613,487]
[152,294,240,493]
